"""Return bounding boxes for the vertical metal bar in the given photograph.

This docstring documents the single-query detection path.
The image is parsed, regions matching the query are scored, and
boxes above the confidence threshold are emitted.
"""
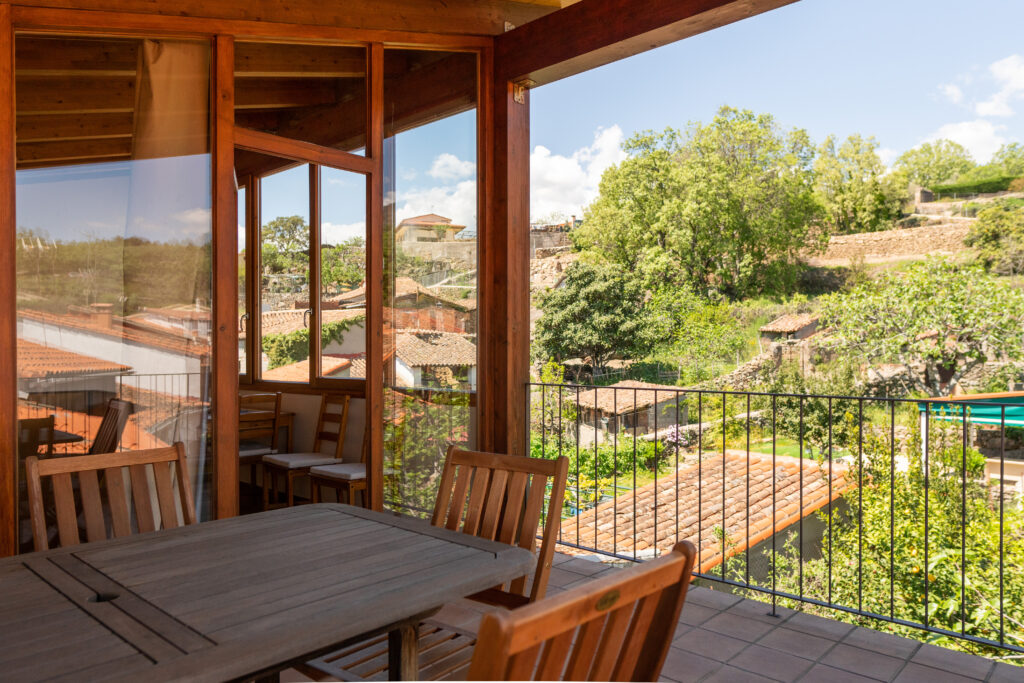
[746,392,751,588]
[675,391,681,546]
[721,392,727,580]
[575,386,580,547]
[613,388,618,557]
[924,403,930,629]
[699,392,703,572]
[593,385,599,551]
[557,384,563,545]
[771,394,777,615]
[1000,404,1006,646]
[633,388,638,561]
[798,395,804,600]
[654,390,659,557]
[858,398,864,614]
[961,402,967,636]
[828,396,833,605]
[890,399,895,621]
[540,384,546,456]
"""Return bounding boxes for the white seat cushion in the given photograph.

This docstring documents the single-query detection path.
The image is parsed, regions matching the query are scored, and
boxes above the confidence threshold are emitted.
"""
[263,452,339,469]
[239,446,275,458]
[309,463,366,481]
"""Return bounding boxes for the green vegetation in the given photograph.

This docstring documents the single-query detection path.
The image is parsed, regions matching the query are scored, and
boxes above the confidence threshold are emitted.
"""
[894,139,975,188]
[814,134,904,235]
[932,175,1019,198]
[819,258,1024,396]
[261,315,364,369]
[965,198,1024,275]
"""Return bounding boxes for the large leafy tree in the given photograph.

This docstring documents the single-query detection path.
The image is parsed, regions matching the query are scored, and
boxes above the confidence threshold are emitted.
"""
[321,237,366,293]
[533,261,652,373]
[964,198,1024,275]
[894,139,975,189]
[575,107,822,300]
[649,288,745,382]
[814,134,905,234]
[263,215,309,255]
[992,142,1024,177]
[818,258,1024,396]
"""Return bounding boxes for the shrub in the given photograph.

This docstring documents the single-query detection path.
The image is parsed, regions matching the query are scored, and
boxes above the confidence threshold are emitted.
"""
[931,175,1017,198]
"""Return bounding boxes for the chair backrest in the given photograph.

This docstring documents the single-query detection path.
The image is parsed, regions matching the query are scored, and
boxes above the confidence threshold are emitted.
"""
[88,398,133,455]
[18,416,54,461]
[25,442,197,551]
[239,391,281,450]
[467,541,696,681]
[431,446,569,603]
[313,393,350,460]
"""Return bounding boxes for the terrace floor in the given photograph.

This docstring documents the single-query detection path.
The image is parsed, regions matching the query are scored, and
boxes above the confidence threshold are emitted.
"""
[285,551,1022,683]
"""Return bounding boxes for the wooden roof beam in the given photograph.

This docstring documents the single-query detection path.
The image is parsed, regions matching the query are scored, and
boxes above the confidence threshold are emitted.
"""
[495,0,798,86]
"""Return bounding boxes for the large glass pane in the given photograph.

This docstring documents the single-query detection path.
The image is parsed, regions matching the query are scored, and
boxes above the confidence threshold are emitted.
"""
[234,42,366,156]
[319,168,367,379]
[258,163,311,382]
[15,35,213,546]
[382,49,477,515]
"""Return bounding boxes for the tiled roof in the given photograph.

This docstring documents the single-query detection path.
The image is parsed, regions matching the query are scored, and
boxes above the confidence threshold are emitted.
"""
[760,313,818,334]
[398,213,456,226]
[139,305,211,321]
[17,403,168,451]
[558,451,855,572]
[574,380,686,415]
[261,353,365,382]
[332,277,473,312]
[19,309,210,357]
[395,331,476,367]
[246,308,365,339]
[17,340,130,379]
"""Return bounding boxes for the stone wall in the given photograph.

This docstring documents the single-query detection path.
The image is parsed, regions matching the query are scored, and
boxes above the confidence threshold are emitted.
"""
[398,241,476,268]
[807,221,971,266]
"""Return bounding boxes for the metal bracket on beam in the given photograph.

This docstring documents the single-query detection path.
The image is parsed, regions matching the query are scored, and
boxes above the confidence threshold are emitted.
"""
[512,79,535,105]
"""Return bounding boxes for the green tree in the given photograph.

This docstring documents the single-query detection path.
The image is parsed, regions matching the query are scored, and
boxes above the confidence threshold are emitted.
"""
[992,142,1024,177]
[320,237,365,293]
[894,139,975,189]
[533,261,652,374]
[649,288,745,382]
[819,258,1024,396]
[575,107,822,299]
[814,134,905,234]
[263,215,309,256]
[965,198,1024,274]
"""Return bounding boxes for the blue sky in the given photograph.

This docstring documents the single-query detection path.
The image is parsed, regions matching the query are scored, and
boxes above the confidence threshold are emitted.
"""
[16,0,1024,243]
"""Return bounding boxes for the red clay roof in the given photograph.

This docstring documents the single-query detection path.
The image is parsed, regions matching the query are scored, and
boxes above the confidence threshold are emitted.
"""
[261,353,365,382]
[760,313,818,334]
[395,331,476,367]
[574,380,685,415]
[17,340,130,379]
[18,403,168,451]
[19,309,210,357]
[559,450,855,572]
[245,308,365,340]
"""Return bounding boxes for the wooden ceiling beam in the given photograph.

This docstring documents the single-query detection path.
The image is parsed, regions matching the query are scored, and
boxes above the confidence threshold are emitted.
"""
[12,0,558,36]
[495,0,798,86]
[16,75,135,115]
[16,137,132,165]
[235,78,340,109]
[16,112,134,142]
[235,43,365,78]
[15,36,138,76]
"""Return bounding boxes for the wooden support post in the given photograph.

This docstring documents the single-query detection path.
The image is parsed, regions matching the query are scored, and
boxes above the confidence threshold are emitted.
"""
[0,5,16,557]
[479,47,530,456]
[387,622,419,681]
[366,43,384,510]
[212,35,239,520]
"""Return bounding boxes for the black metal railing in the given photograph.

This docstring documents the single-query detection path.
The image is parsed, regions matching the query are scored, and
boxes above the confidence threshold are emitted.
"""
[529,381,1024,655]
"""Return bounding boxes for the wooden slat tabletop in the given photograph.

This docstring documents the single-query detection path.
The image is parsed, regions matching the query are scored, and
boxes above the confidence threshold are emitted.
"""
[0,504,535,682]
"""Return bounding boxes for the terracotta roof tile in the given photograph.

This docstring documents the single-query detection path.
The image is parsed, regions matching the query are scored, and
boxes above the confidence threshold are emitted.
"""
[19,309,210,357]
[247,308,365,339]
[558,450,855,572]
[760,313,818,334]
[574,380,686,415]
[261,353,366,381]
[17,340,130,379]
[395,331,476,367]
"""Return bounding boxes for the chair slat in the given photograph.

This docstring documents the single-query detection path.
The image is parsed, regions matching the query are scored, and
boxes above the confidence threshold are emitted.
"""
[24,457,48,552]
[590,604,636,681]
[77,468,106,543]
[152,461,179,529]
[505,643,541,681]
[510,473,549,596]
[445,466,471,532]
[564,615,607,680]
[104,467,133,538]
[497,471,528,546]
[478,469,508,541]
[611,595,659,680]
[462,467,491,536]
[535,631,574,681]
[129,464,156,533]
[430,456,459,527]
[52,472,80,548]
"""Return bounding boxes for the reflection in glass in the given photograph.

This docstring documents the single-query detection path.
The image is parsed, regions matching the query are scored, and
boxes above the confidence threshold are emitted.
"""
[238,184,247,375]
[258,164,311,382]
[319,168,367,380]
[14,35,214,543]
[382,49,478,515]
[234,42,367,156]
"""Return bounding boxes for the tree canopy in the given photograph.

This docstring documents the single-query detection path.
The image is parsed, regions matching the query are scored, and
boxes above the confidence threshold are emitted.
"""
[263,215,309,256]
[814,134,905,234]
[532,261,652,373]
[893,139,975,189]
[818,258,1024,396]
[964,198,1024,275]
[574,107,823,300]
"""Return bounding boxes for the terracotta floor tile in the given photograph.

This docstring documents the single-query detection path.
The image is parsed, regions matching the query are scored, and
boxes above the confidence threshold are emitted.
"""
[820,644,905,681]
[757,627,837,661]
[729,644,815,682]
[674,626,750,662]
[909,644,993,680]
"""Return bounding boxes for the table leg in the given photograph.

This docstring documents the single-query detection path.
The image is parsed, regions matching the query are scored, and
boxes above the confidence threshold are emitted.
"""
[388,622,419,681]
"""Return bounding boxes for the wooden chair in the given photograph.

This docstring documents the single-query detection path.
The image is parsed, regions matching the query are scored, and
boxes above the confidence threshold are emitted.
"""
[18,416,55,461]
[87,398,133,455]
[24,442,197,551]
[301,446,569,681]
[262,393,350,508]
[239,391,281,489]
[309,426,368,506]
[467,541,696,681]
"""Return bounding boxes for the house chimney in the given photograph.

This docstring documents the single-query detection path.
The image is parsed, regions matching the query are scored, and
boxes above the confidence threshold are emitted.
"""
[89,303,114,329]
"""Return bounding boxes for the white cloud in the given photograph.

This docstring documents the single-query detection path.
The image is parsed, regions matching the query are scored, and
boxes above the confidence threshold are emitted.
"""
[928,120,1007,163]
[939,83,963,105]
[322,221,366,244]
[530,125,627,222]
[395,179,477,233]
[428,153,476,181]
[877,147,898,167]
[975,54,1024,117]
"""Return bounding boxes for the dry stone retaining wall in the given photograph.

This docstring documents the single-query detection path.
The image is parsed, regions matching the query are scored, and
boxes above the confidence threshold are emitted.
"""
[808,222,971,266]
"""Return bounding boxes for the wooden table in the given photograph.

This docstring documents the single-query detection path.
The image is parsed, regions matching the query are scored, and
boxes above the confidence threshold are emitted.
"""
[0,504,533,682]
[51,428,84,445]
